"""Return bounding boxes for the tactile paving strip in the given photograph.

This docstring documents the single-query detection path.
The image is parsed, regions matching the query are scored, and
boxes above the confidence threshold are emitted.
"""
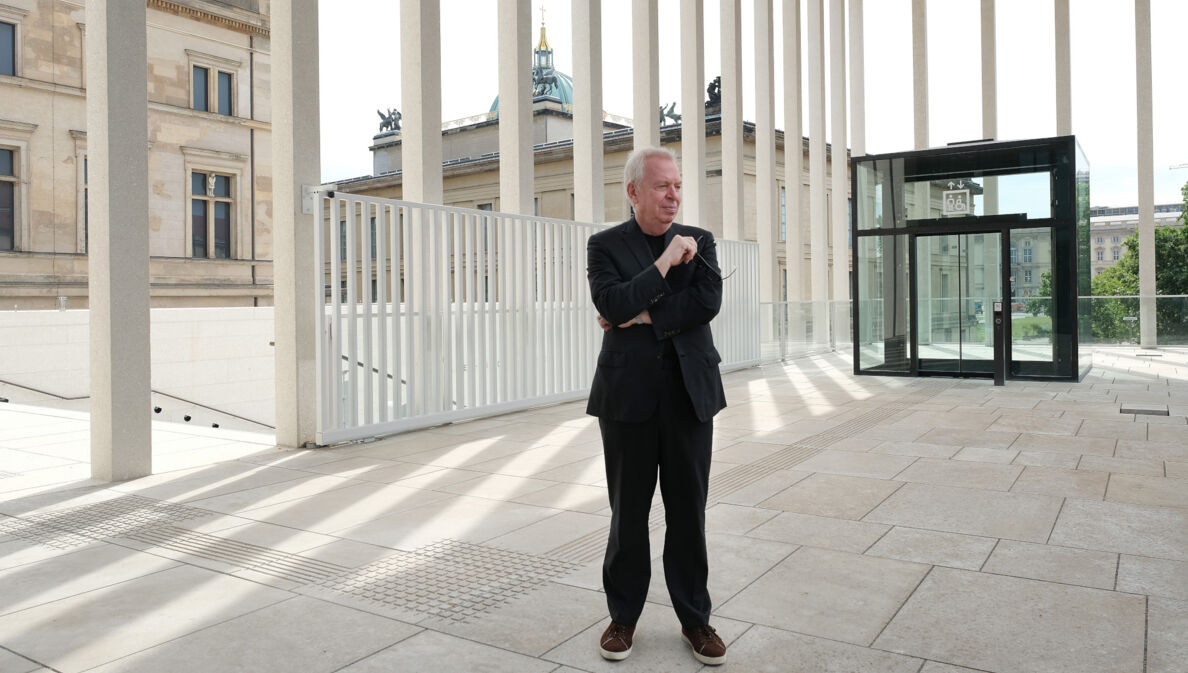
[313,539,580,623]
[0,495,213,549]
[120,525,352,584]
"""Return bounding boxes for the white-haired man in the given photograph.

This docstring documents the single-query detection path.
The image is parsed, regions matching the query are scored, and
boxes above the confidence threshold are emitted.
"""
[586,147,728,665]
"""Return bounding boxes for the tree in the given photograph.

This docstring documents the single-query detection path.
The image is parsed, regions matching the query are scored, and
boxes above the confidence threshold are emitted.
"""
[1089,181,1188,342]
[1027,271,1053,317]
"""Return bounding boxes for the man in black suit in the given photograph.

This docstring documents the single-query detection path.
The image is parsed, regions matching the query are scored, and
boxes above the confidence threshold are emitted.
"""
[586,147,728,666]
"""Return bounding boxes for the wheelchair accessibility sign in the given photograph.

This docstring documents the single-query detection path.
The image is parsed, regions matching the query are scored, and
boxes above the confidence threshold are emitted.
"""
[942,181,971,216]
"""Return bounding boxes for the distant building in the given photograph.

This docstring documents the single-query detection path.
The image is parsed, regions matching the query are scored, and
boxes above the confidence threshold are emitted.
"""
[0,0,271,310]
[334,22,850,301]
[1088,204,1183,277]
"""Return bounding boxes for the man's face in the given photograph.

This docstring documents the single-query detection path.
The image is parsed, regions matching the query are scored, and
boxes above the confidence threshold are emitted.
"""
[628,156,682,231]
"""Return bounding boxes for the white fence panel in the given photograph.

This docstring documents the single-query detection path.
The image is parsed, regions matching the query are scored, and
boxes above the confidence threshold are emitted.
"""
[315,193,760,445]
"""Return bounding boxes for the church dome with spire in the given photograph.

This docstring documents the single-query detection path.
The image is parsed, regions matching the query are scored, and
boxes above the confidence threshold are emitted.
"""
[489,19,574,114]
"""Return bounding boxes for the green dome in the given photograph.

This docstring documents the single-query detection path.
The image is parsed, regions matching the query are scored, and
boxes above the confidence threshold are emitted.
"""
[488,70,575,114]
[489,22,574,116]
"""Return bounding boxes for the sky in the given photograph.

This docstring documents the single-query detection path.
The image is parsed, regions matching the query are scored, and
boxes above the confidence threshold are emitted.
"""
[319,0,1188,209]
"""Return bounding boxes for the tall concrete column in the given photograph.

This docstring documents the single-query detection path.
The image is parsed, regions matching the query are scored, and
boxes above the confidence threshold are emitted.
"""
[912,0,928,149]
[1054,0,1071,136]
[829,0,848,316]
[756,0,776,302]
[86,0,151,480]
[1135,0,1156,347]
[272,0,320,449]
[499,0,533,214]
[981,0,998,215]
[980,0,996,140]
[679,0,706,229]
[783,0,803,302]
[808,0,828,341]
[401,0,443,204]
[720,0,744,240]
[848,0,865,157]
[572,0,604,223]
[632,0,660,151]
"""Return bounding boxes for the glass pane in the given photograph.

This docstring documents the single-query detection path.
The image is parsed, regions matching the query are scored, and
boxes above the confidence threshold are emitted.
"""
[0,21,13,77]
[856,234,910,371]
[0,148,12,176]
[212,174,230,197]
[855,159,903,230]
[217,71,232,115]
[192,65,208,111]
[1010,227,1054,363]
[916,234,963,371]
[959,233,1001,370]
[213,202,230,258]
[906,171,1053,221]
[191,200,207,257]
[0,181,13,251]
[192,172,206,195]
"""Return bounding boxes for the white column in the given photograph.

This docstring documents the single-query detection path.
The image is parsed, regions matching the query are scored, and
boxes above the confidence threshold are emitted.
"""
[912,0,928,149]
[573,0,604,223]
[808,0,828,341]
[980,0,996,139]
[272,0,320,449]
[499,0,533,214]
[720,0,744,240]
[829,0,848,317]
[1135,0,1155,347]
[848,0,865,157]
[632,0,660,150]
[401,0,443,203]
[1054,0,1071,136]
[783,0,803,301]
[981,0,998,215]
[680,0,706,229]
[756,0,776,302]
[86,0,151,480]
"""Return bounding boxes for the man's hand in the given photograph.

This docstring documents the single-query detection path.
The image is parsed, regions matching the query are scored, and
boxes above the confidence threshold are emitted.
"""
[597,310,651,331]
[654,235,697,277]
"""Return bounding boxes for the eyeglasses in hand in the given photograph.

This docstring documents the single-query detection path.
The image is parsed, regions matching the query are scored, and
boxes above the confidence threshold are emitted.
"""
[694,236,737,282]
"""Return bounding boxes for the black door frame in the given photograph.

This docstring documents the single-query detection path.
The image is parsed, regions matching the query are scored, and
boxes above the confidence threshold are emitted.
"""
[909,225,1013,377]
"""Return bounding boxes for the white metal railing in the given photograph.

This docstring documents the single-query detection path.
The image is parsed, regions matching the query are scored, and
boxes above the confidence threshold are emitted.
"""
[314,192,760,445]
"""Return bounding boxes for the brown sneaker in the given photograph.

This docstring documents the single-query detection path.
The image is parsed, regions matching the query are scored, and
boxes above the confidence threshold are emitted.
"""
[598,621,635,661]
[682,624,726,665]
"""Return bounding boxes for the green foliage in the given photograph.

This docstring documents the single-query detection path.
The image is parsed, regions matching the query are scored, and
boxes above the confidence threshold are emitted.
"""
[1088,185,1188,342]
[1026,271,1053,317]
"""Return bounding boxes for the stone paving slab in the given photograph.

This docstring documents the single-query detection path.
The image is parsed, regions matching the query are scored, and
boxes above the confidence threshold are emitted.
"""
[719,547,929,646]
[874,567,1146,673]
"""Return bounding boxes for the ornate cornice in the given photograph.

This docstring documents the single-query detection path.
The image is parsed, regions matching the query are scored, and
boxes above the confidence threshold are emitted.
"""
[148,0,269,37]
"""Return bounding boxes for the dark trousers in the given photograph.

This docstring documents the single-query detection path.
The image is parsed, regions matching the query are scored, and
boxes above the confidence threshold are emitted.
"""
[599,364,713,629]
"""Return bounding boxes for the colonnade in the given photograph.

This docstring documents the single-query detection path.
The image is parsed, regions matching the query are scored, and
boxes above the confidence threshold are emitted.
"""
[85,0,1161,476]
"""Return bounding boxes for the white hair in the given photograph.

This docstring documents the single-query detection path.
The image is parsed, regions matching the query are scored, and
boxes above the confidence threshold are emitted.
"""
[623,147,678,197]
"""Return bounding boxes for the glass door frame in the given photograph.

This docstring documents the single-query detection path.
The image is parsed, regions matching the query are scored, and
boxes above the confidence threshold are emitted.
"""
[908,224,1012,377]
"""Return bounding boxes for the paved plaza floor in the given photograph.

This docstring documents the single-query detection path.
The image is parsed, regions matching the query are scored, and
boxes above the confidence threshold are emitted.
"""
[1,348,1186,672]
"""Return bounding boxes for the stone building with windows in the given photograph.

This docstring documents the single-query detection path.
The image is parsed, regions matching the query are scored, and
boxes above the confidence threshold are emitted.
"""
[0,0,271,309]
[1088,203,1183,277]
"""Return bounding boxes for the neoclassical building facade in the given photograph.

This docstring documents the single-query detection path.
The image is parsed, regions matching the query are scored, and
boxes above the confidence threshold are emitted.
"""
[0,0,272,309]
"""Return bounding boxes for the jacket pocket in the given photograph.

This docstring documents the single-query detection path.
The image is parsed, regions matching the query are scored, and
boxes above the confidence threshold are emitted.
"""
[598,351,628,367]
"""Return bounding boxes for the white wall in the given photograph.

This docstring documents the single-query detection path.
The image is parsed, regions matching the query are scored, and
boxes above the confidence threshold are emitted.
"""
[0,307,276,425]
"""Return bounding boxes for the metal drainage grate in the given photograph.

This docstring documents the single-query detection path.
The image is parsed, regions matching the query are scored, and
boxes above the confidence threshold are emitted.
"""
[0,495,213,549]
[120,525,352,585]
[313,539,580,623]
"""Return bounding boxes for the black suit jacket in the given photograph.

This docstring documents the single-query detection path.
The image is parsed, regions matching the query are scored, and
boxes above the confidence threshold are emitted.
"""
[586,218,728,423]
